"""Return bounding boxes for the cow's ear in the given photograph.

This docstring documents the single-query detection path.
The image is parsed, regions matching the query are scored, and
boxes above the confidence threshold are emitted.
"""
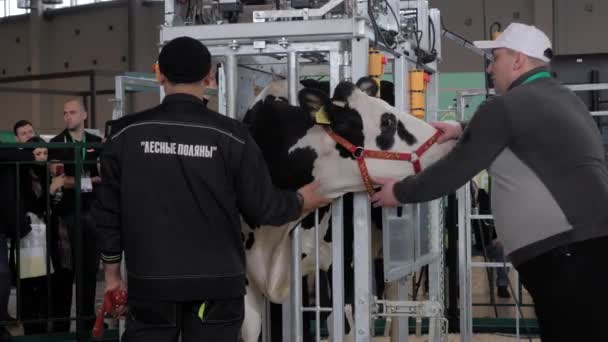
[356,76,378,97]
[298,87,329,115]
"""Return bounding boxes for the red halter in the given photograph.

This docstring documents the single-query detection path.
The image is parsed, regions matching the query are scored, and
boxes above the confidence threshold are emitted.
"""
[323,126,442,197]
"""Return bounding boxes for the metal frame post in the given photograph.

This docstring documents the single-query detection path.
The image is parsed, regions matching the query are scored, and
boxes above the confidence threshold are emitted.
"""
[350,35,372,342]
[457,185,473,342]
[329,50,342,97]
[353,192,373,342]
[392,52,411,342]
[225,54,238,119]
[287,51,304,342]
[351,38,369,82]
[331,197,345,342]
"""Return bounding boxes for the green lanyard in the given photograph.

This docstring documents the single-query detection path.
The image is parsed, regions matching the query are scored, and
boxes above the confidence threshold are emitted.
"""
[521,71,551,85]
[80,133,87,161]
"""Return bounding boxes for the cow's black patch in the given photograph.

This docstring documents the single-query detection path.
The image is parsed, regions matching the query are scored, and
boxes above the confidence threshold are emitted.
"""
[244,96,317,191]
[380,80,395,106]
[332,82,357,103]
[397,120,417,145]
[376,112,398,150]
[298,87,330,115]
[356,76,379,97]
[300,79,330,95]
[326,104,365,159]
[245,232,255,250]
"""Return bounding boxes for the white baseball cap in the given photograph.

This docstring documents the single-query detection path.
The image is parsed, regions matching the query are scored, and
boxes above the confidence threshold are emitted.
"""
[474,23,553,62]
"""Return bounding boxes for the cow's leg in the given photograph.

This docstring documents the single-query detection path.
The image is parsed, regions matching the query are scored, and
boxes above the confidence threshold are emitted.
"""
[326,304,354,342]
[244,224,292,304]
[266,227,293,303]
[242,283,264,342]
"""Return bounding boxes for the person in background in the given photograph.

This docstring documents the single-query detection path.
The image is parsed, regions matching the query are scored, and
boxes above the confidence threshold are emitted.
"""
[0,142,35,341]
[13,121,35,144]
[17,137,64,335]
[48,100,102,332]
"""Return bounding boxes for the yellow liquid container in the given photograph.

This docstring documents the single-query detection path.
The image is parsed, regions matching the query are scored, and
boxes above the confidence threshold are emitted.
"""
[409,70,427,119]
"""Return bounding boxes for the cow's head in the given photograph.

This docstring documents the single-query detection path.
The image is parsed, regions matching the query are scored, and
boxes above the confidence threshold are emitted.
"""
[244,79,453,199]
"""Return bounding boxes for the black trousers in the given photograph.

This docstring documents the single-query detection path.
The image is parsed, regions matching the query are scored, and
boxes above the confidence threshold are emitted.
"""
[51,211,99,332]
[517,236,608,342]
[122,297,244,342]
[21,276,50,335]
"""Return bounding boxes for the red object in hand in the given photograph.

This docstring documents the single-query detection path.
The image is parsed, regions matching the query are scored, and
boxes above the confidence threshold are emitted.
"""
[92,289,128,337]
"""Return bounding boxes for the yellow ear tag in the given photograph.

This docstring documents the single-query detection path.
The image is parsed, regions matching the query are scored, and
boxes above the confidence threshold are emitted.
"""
[315,107,331,125]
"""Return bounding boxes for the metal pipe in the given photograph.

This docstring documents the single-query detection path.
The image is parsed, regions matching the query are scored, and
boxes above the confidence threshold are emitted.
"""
[113,76,125,120]
[397,277,409,342]
[428,199,443,340]
[302,307,333,312]
[457,184,473,342]
[164,0,174,26]
[262,299,271,342]
[314,210,321,342]
[291,223,303,342]
[350,38,369,82]
[288,52,299,106]
[288,50,303,341]
[353,192,372,342]
[225,54,238,119]
[393,53,408,113]
[282,294,292,342]
[331,197,345,342]
[14,165,21,322]
[0,70,109,84]
[341,50,351,82]
[329,51,341,97]
[45,164,53,333]
[74,145,85,338]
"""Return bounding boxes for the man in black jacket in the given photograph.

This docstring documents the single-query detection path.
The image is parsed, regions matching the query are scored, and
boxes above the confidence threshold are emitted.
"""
[94,36,330,342]
[48,100,103,332]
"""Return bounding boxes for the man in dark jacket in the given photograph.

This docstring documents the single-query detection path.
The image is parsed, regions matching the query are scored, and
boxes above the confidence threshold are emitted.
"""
[372,23,608,341]
[93,36,330,342]
[48,100,103,332]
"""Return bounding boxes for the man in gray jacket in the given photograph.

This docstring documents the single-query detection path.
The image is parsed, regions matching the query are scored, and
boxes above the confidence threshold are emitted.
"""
[373,23,608,341]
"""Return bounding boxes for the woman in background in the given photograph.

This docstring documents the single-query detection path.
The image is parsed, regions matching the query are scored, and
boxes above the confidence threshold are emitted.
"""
[17,136,64,335]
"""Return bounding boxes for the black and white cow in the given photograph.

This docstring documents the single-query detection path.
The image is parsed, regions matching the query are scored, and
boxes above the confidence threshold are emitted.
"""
[240,79,454,342]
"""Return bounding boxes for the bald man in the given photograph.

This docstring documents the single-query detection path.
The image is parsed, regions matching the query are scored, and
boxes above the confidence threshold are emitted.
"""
[48,99,102,332]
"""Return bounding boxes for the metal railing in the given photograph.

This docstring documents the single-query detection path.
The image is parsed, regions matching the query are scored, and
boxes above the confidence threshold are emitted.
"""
[0,141,110,340]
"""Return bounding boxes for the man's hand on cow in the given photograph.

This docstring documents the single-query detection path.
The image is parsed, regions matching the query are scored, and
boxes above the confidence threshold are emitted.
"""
[371,177,401,208]
[430,121,463,143]
[297,181,332,214]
